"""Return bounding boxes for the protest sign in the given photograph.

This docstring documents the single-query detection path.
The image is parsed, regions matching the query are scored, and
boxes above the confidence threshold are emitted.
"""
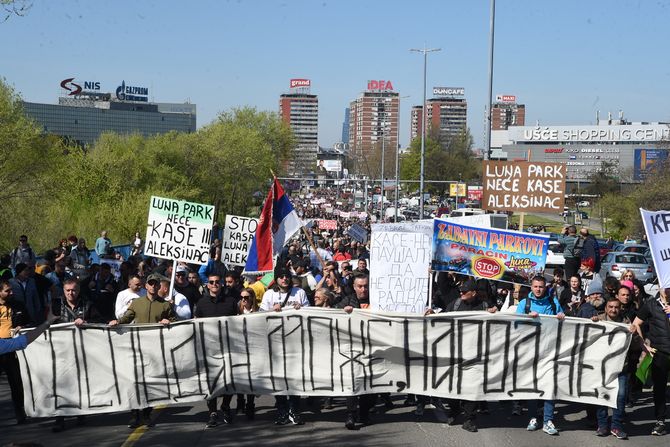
[144,196,215,265]
[19,309,629,417]
[640,208,670,288]
[221,215,258,266]
[347,223,369,243]
[318,219,338,231]
[432,218,549,284]
[446,214,492,228]
[370,222,432,314]
[482,161,566,213]
[99,259,122,281]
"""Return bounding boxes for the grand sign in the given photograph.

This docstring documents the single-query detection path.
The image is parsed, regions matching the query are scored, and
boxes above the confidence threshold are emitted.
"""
[290,79,311,88]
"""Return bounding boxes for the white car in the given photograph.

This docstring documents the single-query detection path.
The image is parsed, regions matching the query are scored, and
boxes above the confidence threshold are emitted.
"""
[577,201,590,207]
[546,241,565,268]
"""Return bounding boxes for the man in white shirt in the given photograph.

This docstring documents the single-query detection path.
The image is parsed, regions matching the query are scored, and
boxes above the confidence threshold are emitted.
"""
[114,275,145,319]
[158,279,191,320]
[260,269,310,312]
[260,268,309,425]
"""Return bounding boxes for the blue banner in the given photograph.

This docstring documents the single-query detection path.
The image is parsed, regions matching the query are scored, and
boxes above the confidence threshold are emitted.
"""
[432,218,549,284]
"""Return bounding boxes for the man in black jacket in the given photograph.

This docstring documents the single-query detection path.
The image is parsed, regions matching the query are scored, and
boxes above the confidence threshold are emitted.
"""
[194,273,239,428]
[428,279,497,432]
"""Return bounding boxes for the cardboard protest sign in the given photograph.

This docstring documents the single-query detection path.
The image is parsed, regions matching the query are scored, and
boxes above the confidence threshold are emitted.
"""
[221,215,258,266]
[640,208,670,288]
[347,223,369,243]
[19,309,629,417]
[145,196,215,265]
[482,161,566,213]
[432,218,549,284]
[370,222,432,314]
[318,219,337,230]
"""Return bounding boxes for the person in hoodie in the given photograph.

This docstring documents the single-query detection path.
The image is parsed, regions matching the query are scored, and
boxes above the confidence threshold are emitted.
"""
[516,275,565,436]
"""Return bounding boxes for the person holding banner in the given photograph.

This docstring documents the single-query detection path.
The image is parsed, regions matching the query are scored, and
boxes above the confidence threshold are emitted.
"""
[516,275,565,436]
[194,273,239,428]
[109,272,176,429]
[259,267,309,426]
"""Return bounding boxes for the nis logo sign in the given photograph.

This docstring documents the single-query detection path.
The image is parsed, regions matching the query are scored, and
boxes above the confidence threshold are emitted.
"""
[290,79,311,88]
[60,78,101,96]
[367,80,394,91]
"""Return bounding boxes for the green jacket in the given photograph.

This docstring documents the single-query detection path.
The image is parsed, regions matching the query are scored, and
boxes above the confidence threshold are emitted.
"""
[118,296,176,324]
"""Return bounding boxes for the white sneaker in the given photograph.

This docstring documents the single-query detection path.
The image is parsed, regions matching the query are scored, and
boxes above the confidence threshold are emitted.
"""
[543,420,558,435]
[527,417,538,431]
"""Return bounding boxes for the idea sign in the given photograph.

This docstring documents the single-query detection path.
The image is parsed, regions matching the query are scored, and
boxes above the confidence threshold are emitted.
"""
[367,80,394,91]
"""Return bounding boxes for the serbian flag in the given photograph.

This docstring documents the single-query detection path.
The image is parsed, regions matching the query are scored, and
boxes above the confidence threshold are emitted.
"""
[245,177,303,273]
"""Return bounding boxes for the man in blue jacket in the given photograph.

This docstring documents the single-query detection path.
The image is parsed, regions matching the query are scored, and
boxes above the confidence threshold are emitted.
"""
[516,275,565,436]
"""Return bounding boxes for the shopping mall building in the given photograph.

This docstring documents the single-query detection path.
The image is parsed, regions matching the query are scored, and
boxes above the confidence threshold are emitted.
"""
[491,118,670,187]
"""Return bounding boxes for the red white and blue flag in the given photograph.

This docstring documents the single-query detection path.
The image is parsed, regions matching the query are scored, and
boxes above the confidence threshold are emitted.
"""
[244,177,303,273]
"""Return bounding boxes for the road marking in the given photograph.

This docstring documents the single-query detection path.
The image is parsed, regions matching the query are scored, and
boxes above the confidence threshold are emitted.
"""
[120,405,166,447]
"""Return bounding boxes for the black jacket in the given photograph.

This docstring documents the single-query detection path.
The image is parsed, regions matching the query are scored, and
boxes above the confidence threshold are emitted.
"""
[1,299,32,329]
[194,289,238,318]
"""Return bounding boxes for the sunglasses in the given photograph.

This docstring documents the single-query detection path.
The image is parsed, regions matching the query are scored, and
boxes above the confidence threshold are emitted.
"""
[147,280,160,286]
[208,281,221,285]
[278,275,290,279]
[176,272,185,276]
[240,295,251,300]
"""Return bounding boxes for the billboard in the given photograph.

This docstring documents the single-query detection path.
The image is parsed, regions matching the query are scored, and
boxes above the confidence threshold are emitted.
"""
[433,87,465,97]
[634,149,668,181]
[316,159,342,173]
[482,161,566,213]
[290,79,311,88]
[367,80,394,91]
[495,94,516,103]
[449,183,466,197]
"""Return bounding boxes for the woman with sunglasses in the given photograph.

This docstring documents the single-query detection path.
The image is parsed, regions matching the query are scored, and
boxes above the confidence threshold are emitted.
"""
[234,288,258,419]
[620,270,636,282]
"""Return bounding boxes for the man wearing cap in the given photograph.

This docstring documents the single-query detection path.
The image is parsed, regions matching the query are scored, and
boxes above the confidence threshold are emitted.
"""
[174,265,200,312]
[194,273,239,428]
[516,275,565,436]
[109,272,176,429]
[425,279,496,432]
[260,267,309,426]
[576,280,605,319]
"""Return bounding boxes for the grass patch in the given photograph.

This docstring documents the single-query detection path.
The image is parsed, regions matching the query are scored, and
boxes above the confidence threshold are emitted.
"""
[509,214,565,233]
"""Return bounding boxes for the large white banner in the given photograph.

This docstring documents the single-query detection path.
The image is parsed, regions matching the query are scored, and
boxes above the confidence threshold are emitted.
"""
[369,222,439,314]
[145,196,215,265]
[18,310,630,417]
[641,208,670,288]
[221,215,258,267]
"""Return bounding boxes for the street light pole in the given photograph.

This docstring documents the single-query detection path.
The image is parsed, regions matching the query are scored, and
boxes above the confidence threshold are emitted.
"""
[380,128,385,221]
[410,45,441,219]
[484,0,496,160]
[395,95,410,222]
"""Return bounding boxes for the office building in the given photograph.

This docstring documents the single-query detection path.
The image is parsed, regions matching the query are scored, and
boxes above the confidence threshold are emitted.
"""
[491,95,525,130]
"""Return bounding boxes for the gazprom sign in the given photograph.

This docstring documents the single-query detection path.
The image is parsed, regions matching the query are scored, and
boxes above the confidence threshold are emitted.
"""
[116,80,149,102]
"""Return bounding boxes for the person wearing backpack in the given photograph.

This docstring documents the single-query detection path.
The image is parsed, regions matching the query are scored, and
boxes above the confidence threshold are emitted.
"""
[516,275,566,436]
[9,235,35,270]
[559,226,580,279]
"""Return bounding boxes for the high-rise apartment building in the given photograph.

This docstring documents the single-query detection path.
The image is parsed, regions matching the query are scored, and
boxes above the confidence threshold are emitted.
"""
[341,107,350,144]
[491,95,525,130]
[279,79,318,175]
[348,81,399,177]
[410,87,467,148]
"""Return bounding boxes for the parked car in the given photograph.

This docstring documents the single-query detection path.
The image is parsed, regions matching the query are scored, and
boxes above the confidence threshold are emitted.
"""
[546,241,565,268]
[618,244,649,254]
[577,201,590,207]
[599,251,655,283]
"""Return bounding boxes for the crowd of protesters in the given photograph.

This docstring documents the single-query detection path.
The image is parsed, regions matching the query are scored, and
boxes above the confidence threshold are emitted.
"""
[0,199,668,440]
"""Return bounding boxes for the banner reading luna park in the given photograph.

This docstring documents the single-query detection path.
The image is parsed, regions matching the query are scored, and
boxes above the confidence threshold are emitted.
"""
[432,218,549,284]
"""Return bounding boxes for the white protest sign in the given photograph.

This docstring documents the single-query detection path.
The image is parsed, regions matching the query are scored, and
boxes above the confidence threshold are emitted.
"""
[19,309,629,417]
[145,196,215,265]
[370,222,433,314]
[641,208,670,288]
[221,215,258,266]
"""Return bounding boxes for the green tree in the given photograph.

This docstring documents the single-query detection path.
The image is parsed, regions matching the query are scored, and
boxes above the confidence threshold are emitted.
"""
[585,160,620,196]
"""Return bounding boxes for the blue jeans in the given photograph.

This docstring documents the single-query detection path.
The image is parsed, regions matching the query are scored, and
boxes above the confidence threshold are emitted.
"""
[597,373,628,430]
[528,400,556,424]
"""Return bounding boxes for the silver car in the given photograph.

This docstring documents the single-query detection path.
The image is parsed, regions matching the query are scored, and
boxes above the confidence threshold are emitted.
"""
[599,251,655,282]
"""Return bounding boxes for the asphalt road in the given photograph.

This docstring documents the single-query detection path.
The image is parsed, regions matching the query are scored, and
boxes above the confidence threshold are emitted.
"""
[0,380,666,447]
